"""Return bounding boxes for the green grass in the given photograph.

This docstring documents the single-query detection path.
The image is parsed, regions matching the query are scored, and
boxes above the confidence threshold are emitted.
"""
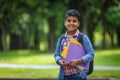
[0,49,120,66]
[0,50,56,65]
[0,68,59,78]
[0,48,120,78]
[89,70,120,78]
[94,49,120,66]
[0,68,119,79]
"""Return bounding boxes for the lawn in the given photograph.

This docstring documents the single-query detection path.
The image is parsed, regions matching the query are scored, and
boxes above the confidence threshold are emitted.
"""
[0,48,120,79]
[94,49,120,66]
[0,49,120,66]
[0,68,59,78]
[0,50,56,65]
[0,68,120,79]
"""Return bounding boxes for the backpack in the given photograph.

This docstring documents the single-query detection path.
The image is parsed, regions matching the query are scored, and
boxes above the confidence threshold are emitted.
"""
[78,33,94,75]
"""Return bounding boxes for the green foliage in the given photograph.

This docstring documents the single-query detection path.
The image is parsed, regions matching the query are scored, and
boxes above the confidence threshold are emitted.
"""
[25,0,40,7]
[106,5,120,26]
[0,0,120,51]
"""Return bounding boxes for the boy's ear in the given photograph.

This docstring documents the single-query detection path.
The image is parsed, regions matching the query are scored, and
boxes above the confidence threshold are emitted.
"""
[78,21,80,27]
[64,22,66,27]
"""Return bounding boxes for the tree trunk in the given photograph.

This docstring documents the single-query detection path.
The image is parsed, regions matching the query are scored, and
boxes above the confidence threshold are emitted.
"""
[48,16,56,52]
[110,31,114,46]
[10,34,20,50]
[102,21,108,49]
[34,25,40,50]
[0,28,3,51]
[20,27,30,49]
[1,10,9,51]
[116,27,120,46]
[82,14,88,34]
[1,26,7,51]
[87,21,95,47]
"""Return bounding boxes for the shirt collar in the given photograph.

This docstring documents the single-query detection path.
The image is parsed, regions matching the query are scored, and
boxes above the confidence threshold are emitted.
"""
[64,29,80,37]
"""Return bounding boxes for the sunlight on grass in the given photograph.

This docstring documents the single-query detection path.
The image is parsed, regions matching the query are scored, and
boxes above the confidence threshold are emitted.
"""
[0,68,59,78]
[0,50,56,64]
[0,68,120,78]
[0,49,120,66]
[18,50,30,54]
[0,49,120,78]
[95,49,120,66]
[89,70,120,78]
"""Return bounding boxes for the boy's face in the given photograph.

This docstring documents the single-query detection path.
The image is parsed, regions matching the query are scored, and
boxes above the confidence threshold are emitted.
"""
[64,16,80,32]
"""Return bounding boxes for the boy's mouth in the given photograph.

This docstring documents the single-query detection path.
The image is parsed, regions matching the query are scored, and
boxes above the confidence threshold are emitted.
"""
[69,26,75,29]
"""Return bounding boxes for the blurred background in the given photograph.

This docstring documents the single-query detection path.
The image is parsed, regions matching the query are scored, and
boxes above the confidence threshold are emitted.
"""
[0,0,120,79]
[0,0,120,52]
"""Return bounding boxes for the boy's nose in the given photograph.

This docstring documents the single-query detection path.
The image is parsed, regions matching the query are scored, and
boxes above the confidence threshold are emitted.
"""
[70,21,74,24]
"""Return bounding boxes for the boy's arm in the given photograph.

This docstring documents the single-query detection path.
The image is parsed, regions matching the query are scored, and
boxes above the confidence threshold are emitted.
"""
[54,37,70,67]
[58,59,69,67]
[69,58,83,67]
[54,38,63,65]
[81,35,94,64]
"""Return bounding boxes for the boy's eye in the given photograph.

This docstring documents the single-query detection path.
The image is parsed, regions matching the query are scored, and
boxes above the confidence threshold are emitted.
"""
[73,20,77,23]
[67,20,77,23]
[67,20,71,22]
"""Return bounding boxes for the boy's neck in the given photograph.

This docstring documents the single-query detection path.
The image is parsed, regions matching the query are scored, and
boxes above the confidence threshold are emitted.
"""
[67,29,77,36]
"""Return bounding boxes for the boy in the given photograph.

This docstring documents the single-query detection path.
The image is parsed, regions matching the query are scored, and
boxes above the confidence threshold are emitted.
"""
[54,9,94,80]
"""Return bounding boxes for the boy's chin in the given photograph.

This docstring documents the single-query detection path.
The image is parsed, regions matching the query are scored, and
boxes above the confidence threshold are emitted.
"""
[67,29,76,32]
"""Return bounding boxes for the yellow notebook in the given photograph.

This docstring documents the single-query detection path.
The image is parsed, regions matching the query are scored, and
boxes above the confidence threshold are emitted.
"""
[70,38,82,46]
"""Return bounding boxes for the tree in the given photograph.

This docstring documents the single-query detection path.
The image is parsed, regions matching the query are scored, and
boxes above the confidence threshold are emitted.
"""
[98,0,119,48]
[106,5,120,46]
[45,1,67,51]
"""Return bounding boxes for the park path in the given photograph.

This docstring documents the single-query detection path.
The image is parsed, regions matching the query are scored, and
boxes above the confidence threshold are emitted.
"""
[0,63,120,70]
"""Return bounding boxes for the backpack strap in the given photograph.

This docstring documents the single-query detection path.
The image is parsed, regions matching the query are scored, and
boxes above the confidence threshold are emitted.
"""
[78,33,93,75]
[78,33,84,45]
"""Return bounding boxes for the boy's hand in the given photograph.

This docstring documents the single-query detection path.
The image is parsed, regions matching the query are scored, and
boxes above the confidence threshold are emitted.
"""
[69,58,83,67]
[58,60,69,67]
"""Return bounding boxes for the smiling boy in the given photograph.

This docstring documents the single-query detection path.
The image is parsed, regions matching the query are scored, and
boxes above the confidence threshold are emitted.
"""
[54,9,94,80]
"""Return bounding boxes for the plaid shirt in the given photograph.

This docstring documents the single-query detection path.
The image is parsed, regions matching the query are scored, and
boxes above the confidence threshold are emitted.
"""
[62,29,80,76]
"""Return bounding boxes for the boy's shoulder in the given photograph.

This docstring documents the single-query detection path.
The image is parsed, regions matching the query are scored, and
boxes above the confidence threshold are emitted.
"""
[58,34,66,43]
[79,32,88,38]
[60,33,66,39]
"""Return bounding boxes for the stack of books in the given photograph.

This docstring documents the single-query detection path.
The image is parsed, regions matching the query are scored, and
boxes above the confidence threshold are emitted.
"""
[61,38,89,70]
